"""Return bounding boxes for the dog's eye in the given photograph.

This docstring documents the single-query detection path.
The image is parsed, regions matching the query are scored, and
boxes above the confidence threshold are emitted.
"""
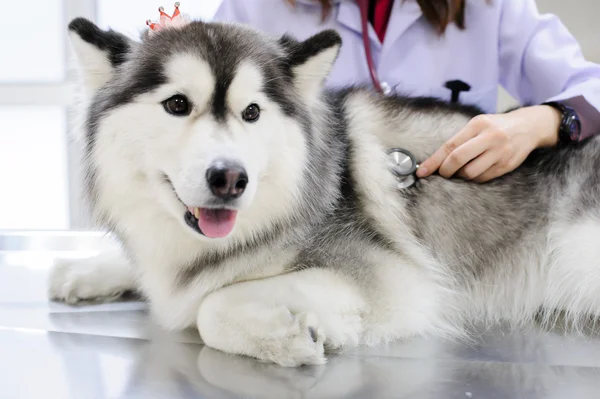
[242,104,260,122]
[163,95,191,116]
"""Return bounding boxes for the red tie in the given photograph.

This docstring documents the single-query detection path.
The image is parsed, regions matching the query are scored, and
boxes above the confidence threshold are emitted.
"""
[372,0,394,43]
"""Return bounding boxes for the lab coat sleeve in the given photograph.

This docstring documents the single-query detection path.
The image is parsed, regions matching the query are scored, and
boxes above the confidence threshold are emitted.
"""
[212,0,249,23]
[498,0,600,139]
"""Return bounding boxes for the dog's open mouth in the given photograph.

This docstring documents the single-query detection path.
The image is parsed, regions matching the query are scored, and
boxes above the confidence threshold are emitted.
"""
[162,174,238,239]
[185,207,238,239]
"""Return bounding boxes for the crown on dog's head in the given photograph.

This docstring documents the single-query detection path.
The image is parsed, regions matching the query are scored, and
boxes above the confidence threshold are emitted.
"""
[146,2,190,33]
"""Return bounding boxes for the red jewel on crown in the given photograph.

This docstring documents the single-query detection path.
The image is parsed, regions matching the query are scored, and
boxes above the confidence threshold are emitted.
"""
[146,2,189,33]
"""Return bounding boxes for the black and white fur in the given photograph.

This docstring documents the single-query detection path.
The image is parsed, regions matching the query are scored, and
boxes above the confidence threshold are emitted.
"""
[50,17,600,367]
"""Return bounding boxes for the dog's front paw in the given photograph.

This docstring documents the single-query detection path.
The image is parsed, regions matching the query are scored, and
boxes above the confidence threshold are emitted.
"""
[261,311,326,367]
[48,256,132,304]
[198,302,327,367]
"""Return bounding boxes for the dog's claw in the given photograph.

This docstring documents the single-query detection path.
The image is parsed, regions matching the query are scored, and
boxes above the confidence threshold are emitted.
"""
[308,326,318,342]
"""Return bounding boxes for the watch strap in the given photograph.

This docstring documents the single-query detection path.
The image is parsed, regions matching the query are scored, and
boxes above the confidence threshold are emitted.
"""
[542,101,582,148]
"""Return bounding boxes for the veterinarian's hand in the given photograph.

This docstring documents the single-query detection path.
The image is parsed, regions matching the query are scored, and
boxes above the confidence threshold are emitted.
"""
[416,105,561,183]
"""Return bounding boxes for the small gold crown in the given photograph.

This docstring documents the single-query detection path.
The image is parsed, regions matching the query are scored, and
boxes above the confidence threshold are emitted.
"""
[146,2,189,33]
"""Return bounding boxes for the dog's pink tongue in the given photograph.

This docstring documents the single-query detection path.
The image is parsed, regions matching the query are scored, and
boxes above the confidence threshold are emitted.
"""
[198,209,237,238]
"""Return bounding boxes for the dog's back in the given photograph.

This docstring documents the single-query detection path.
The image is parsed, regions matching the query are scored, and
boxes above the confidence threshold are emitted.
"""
[306,88,600,332]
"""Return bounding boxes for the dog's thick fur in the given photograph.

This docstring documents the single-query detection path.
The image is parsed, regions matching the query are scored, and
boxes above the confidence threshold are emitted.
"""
[49,17,600,367]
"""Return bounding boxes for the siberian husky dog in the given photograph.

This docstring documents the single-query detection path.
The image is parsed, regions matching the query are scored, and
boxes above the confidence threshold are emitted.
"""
[49,16,600,367]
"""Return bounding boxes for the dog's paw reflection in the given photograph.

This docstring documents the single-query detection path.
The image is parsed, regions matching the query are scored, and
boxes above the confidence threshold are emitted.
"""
[197,346,364,398]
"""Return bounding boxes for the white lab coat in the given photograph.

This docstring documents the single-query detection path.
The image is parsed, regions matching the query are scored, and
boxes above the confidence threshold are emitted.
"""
[214,0,600,137]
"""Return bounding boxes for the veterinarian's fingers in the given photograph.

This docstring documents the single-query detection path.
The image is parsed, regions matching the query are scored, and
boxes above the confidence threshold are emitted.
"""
[457,149,503,181]
[416,120,482,178]
[472,167,502,183]
[473,147,527,182]
[438,132,498,178]
[472,159,515,182]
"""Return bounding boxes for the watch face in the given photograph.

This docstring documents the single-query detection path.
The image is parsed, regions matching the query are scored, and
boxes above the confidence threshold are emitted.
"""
[565,112,581,140]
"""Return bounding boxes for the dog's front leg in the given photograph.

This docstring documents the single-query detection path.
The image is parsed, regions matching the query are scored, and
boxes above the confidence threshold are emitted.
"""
[197,268,366,367]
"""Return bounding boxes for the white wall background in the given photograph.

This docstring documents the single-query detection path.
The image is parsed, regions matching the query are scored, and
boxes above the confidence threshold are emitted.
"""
[0,0,223,231]
[0,0,597,230]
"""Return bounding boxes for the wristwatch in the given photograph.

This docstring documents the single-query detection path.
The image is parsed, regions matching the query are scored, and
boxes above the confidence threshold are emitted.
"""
[542,101,582,147]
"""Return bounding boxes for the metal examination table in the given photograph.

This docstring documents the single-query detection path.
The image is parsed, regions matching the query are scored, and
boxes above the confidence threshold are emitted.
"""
[2,231,600,399]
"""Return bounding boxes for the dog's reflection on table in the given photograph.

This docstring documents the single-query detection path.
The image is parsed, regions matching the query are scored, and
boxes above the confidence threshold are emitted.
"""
[47,327,446,398]
[47,324,600,399]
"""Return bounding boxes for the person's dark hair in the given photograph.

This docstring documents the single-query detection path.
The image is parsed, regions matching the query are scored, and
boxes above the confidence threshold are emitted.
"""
[286,0,466,34]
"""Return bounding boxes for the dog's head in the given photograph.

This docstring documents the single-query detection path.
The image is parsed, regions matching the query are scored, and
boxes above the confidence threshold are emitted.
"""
[69,18,341,240]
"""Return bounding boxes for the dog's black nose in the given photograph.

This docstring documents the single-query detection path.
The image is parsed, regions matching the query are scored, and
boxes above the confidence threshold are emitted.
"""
[206,161,248,200]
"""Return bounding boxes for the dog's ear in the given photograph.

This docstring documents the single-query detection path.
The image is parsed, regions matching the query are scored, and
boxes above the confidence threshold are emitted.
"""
[280,30,342,101]
[68,18,134,92]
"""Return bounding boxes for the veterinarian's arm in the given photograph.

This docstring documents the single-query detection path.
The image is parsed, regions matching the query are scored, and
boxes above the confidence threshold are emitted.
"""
[418,0,600,183]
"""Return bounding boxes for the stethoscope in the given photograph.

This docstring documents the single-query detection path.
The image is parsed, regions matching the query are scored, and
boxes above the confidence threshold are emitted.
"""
[357,0,420,188]
[387,148,419,189]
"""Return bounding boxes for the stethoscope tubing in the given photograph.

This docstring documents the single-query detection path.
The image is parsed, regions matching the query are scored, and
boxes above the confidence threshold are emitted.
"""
[358,1,420,189]
[357,0,384,94]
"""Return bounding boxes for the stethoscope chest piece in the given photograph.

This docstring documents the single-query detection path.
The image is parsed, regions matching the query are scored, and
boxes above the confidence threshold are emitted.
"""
[387,148,419,190]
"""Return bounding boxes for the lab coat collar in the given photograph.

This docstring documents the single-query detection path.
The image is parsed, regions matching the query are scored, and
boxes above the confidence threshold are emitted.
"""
[291,1,381,48]
[382,0,423,52]
[336,1,381,48]
[334,0,423,50]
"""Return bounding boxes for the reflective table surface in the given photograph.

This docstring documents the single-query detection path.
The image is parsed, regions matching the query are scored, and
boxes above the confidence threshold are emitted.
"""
[2,231,600,399]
